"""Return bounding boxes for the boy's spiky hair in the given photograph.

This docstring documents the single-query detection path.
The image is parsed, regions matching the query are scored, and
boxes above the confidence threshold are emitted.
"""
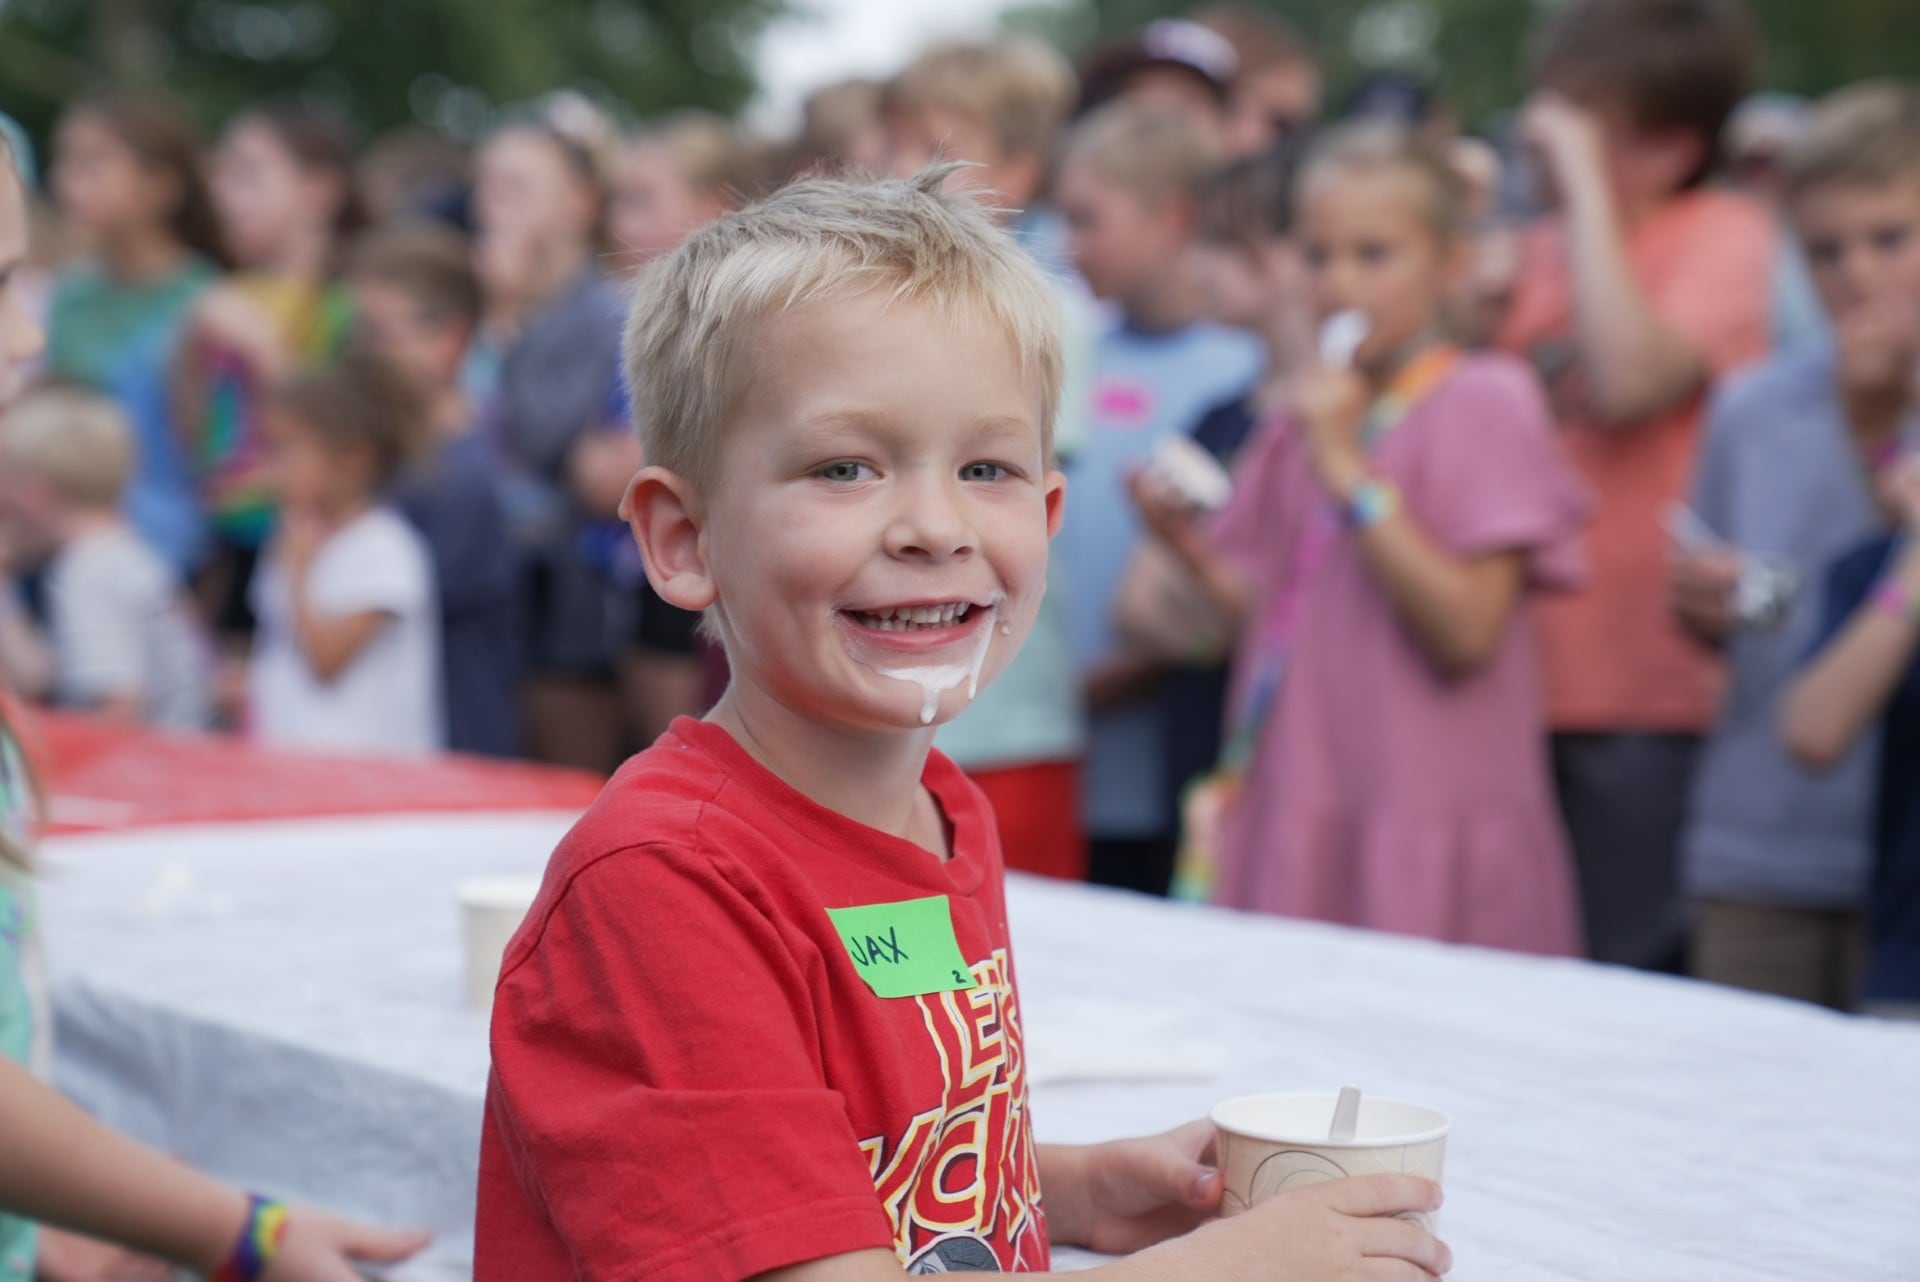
[622,165,1064,489]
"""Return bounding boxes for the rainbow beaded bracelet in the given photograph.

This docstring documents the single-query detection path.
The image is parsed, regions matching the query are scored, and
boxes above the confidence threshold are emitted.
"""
[1344,478,1401,529]
[212,1195,289,1282]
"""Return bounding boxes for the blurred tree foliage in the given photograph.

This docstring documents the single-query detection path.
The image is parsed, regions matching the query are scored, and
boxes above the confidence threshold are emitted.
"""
[1005,0,1920,128]
[0,0,783,149]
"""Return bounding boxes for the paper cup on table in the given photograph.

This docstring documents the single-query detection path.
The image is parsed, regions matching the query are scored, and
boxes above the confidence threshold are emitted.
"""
[1211,1094,1451,1229]
[458,876,542,1010]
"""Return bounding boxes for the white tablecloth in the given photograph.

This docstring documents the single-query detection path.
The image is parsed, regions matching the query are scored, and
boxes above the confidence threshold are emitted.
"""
[37,813,1920,1280]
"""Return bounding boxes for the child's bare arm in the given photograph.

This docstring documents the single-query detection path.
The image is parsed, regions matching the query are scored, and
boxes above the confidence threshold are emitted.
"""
[0,580,52,698]
[277,511,392,684]
[1783,474,1920,769]
[753,1173,1449,1281]
[1297,365,1527,679]
[1351,521,1526,679]
[288,603,389,684]
[1126,468,1255,637]
[0,1056,429,1281]
[1522,94,1706,427]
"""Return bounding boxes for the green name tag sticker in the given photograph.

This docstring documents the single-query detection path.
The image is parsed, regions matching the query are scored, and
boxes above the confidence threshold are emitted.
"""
[826,895,979,999]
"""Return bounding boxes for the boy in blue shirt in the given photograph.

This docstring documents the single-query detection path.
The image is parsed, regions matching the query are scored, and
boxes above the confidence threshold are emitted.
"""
[1053,101,1263,894]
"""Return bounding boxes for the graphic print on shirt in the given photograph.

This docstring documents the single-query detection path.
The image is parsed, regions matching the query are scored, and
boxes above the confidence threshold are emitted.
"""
[1090,377,1156,431]
[858,948,1046,1274]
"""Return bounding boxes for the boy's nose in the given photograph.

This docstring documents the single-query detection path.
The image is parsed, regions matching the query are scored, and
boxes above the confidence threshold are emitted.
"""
[885,473,977,563]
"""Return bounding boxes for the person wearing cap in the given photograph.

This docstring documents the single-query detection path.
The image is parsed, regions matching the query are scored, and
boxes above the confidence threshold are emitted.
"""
[1076,19,1238,145]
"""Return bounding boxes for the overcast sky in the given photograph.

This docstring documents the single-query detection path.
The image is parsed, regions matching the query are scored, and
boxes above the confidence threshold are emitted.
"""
[749,0,1068,130]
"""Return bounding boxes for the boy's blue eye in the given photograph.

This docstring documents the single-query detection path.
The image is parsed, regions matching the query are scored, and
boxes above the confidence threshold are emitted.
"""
[961,461,1008,482]
[818,460,875,482]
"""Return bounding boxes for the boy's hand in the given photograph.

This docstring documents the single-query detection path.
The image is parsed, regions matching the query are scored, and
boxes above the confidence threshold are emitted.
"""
[1162,1174,1451,1280]
[1043,1122,1221,1254]
[1835,295,1920,405]
[274,507,330,589]
[1880,454,1920,531]
[1520,92,1608,196]
[34,1227,173,1282]
[1294,362,1371,501]
[1670,546,1745,645]
[1126,467,1213,569]
[260,1204,431,1282]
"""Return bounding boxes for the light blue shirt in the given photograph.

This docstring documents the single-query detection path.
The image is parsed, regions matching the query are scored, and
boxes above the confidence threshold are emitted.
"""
[1683,346,1885,908]
[1058,317,1263,838]
[937,212,1097,772]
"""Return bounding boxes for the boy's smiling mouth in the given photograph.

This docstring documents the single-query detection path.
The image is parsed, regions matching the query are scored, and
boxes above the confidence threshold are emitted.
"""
[846,601,983,633]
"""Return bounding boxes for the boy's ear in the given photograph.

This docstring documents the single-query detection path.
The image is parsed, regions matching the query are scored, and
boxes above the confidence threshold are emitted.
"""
[1161,190,1199,244]
[1044,469,1067,540]
[622,465,718,612]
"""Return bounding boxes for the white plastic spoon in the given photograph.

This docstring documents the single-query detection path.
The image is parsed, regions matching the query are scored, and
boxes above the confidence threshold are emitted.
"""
[1329,1084,1362,1142]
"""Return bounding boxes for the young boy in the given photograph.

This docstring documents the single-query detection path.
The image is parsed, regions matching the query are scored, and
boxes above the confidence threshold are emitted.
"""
[344,224,523,758]
[1676,81,1920,1007]
[881,37,1095,879]
[0,383,210,730]
[476,170,1445,1280]
[1496,0,1775,969]
[1052,102,1263,895]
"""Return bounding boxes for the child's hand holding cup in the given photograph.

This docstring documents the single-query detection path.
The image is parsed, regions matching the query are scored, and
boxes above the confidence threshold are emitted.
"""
[1211,1092,1452,1231]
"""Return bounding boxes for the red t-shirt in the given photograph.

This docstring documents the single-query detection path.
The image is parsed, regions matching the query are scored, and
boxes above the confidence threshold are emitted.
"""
[1496,189,1774,733]
[476,718,1050,1280]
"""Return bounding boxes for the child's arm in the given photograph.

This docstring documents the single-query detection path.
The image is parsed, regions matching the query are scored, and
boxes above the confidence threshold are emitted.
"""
[1521,94,1708,428]
[1125,469,1254,640]
[0,580,53,699]
[1784,479,1920,770]
[752,1150,1446,1281]
[278,511,392,684]
[1299,366,1526,678]
[0,1056,428,1280]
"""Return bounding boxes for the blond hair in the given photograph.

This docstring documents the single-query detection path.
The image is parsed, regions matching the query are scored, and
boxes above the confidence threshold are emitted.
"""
[885,37,1079,161]
[1059,99,1223,201]
[0,382,135,508]
[1299,121,1469,244]
[623,165,1064,490]
[1785,80,1920,202]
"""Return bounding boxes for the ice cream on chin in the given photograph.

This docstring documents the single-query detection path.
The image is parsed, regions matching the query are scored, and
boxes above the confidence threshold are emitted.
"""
[846,598,1003,725]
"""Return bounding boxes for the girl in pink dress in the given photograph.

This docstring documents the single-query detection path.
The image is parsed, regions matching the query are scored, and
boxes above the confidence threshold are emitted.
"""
[1136,123,1591,954]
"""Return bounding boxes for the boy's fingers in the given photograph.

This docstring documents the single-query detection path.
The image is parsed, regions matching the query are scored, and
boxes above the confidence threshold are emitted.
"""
[1133,1124,1220,1206]
[341,1223,433,1262]
[1362,1262,1440,1282]
[1360,1215,1451,1275]
[1320,1174,1442,1219]
[1162,1118,1216,1159]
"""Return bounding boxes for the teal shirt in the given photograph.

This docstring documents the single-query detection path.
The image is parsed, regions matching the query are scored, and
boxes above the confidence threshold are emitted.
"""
[935,220,1096,770]
[47,258,218,573]
[0,726,39,1280]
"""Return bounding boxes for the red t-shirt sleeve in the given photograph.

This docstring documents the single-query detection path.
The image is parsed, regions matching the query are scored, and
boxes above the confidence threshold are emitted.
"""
[484,844,896,1282]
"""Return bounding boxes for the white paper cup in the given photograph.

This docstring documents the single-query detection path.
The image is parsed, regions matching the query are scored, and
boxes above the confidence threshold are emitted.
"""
[1211,1093,1451,1229]
[458,876,542,1011]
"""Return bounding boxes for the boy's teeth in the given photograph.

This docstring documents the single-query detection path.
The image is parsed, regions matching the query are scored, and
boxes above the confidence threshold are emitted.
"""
[856,603,970,631]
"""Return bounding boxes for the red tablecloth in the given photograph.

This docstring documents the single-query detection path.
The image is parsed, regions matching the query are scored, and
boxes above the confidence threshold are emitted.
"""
[36,713,604,835]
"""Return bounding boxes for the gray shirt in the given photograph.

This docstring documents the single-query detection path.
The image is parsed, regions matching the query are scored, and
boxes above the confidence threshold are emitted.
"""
[1683,347,1883,908]
[48,525,211,731]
